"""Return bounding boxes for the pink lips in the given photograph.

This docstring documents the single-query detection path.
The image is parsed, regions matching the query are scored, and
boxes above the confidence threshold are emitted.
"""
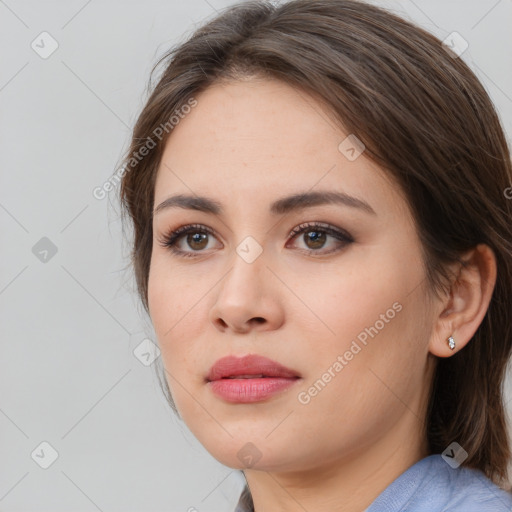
[206,354,301,403]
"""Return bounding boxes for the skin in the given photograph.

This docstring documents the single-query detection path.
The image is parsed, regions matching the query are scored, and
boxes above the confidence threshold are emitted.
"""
[148,78,496,512]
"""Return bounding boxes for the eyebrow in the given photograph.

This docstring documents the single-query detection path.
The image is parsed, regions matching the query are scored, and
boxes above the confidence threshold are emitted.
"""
[153,190,376,217]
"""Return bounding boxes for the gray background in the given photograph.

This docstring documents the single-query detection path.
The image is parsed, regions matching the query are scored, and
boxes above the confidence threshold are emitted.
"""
[1,0,511,510]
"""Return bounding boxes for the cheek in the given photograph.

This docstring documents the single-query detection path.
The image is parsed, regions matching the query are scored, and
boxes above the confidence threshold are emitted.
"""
[291,295,427,462]
[148,272,202,418]
[293,245,430,401]
[147,259,200,373]
[147,255,226,412]
[287,252,415,351]
[148,252,198,333]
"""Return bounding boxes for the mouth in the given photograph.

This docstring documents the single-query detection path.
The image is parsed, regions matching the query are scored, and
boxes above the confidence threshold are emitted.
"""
[205,354,301,403]
[206,354,301,382]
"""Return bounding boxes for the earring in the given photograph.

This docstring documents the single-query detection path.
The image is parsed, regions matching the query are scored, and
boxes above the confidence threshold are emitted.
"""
[447,336,456,350]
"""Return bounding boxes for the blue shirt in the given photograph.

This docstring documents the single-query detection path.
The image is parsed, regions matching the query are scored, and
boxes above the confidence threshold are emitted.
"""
[234,454,512,511]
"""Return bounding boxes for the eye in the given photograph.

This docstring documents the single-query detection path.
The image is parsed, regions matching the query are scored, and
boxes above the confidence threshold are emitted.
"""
[286,221,353,255]
[156,223,220,258]
[156,221,353,258]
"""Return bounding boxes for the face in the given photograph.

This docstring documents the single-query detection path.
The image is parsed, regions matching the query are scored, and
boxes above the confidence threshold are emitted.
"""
[148,78,437,473]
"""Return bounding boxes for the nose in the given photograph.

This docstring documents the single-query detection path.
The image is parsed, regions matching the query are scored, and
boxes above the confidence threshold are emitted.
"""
[208,246,285,334]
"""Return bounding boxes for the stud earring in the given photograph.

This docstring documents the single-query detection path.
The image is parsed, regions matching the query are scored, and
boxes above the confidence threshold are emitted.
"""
[447,336,456,350]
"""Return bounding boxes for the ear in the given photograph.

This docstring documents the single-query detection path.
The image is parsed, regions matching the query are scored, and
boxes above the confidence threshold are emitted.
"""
[429,244,497,358]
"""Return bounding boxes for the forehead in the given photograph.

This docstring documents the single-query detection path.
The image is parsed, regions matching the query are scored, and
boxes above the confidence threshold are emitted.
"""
[154,79,408,219]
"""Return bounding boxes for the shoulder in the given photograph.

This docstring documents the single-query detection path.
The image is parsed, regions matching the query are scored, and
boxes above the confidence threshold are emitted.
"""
[366,454,512,512]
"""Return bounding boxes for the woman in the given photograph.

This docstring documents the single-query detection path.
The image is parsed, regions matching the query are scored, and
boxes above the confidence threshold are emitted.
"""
[118,0,512,510]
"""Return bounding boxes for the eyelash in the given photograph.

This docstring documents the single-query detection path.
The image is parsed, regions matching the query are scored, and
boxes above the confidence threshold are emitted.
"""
[156,221,354,259]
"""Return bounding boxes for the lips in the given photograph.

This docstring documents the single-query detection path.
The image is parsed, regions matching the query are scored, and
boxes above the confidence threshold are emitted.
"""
[206,354,300,382]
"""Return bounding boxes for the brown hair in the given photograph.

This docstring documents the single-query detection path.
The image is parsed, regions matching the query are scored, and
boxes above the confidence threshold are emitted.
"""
[118,0,512,491]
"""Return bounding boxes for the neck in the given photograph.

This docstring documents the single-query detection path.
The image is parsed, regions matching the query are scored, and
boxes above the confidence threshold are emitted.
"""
[243,411,429,512]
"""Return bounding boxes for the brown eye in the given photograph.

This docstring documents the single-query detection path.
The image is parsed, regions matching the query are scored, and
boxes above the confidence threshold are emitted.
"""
[157,224,220,258]
[302,230,327,250]
[288,222,353,255]
[158,221,353,259]
[186,232,209,250]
